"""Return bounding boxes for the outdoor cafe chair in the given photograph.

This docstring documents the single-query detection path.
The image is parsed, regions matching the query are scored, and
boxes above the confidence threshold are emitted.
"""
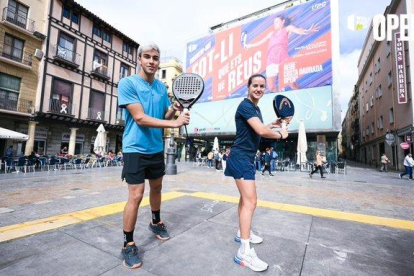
[47,157,59,171]
[73,158,83,169]
[15,157,27,173]
[4,157,15,173]
[25,159,36,173]
[38,157,47,171]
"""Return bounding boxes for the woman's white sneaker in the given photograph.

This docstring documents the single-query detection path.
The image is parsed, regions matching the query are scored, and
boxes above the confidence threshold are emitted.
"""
[235,230,263,244]
[234,247,269,272]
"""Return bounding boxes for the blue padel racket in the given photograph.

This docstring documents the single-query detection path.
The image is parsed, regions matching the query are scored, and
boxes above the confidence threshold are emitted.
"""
[172,73,204,138]
[273,95,295,129]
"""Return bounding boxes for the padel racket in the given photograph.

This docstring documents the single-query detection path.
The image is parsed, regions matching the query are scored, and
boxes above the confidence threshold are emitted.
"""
[273,95,295,129]
[172,73,204,138]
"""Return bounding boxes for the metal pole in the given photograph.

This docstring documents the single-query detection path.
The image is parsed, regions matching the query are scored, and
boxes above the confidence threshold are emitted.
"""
[165,128,177,175]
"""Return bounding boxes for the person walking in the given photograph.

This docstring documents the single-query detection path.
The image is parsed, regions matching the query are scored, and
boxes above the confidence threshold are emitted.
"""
[222,148,230,172]
[224,74,289,272]
[380,153,390,172]
[118,42,190,269]
[309,151,326,178]
[261,148,273,176]
[400,153,414,180]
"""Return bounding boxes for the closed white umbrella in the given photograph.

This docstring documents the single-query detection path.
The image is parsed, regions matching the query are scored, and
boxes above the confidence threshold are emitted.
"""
[94,124,106,155]
[213,137,219,152]
[296,120,308,165]
[0,127,28,141]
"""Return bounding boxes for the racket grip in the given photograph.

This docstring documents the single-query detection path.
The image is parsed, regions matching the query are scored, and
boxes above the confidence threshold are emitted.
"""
[281,121,286,129]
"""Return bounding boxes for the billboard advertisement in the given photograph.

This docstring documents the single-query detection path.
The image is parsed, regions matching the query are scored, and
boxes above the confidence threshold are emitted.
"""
[186,0,335,135]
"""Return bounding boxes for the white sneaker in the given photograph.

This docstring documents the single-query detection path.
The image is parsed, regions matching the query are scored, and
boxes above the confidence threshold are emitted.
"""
[234,247,268,272]
[235,230,263,244]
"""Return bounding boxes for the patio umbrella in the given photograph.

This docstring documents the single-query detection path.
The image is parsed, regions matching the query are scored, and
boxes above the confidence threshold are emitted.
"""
[0,127,29,141]
[296,120,308,165]
[213,137,219,152]
[94,124,106,155]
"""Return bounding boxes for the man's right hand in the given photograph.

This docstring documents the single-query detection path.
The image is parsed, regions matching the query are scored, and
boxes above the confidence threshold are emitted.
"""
[174,111,190,127]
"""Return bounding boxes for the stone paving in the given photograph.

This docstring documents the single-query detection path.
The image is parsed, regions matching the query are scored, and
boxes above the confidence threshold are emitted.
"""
[0,162,413,275]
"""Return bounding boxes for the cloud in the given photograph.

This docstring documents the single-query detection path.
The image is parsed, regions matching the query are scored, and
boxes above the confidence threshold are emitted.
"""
[339,49,361,121]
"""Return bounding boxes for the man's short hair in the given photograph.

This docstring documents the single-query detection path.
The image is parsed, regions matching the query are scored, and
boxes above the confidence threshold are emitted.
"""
[138,42,160,57]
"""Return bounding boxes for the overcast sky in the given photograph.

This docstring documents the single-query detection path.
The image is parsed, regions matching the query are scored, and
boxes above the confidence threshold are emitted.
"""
[76,0,391,118]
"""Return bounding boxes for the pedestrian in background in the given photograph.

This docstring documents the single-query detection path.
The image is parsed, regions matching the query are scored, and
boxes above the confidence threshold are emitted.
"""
[380,153,390,172]
[261,148,273,176]
[400,153,414,180]
[309,151,326,178]
[224,74,288,272]
[222,148,230,172]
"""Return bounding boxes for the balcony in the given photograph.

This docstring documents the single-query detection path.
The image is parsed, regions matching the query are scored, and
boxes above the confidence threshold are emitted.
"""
[90,62,110,80]
[1,7,44,39]
[48,99,75,116]
[0,42,32,69]
[0,96,33,114]
[87,108,107,121]
[52,44,81,68]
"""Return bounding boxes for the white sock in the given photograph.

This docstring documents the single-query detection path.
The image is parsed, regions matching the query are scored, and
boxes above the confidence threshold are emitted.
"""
[240,239,250,255]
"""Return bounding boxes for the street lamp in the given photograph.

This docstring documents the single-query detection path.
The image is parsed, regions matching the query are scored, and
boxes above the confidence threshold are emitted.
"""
[165,128,177,175]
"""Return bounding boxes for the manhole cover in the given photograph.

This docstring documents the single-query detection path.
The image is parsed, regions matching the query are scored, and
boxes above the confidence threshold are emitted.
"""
[70,188,81,191]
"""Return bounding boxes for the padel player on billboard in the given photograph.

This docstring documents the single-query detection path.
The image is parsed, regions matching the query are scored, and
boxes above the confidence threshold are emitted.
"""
[224,74,289,272]
[243,15,319,92]
[118,42,190,269]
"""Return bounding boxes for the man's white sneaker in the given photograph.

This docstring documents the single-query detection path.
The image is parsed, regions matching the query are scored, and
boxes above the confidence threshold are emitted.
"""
[235,230,263,244]
[234,248,268,272]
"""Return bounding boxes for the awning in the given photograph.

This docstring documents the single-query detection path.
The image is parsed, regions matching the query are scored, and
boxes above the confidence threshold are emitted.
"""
[0,127,29,141]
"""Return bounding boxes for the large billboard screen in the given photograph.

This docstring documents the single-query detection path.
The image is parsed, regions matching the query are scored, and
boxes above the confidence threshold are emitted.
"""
[186,0,335,135]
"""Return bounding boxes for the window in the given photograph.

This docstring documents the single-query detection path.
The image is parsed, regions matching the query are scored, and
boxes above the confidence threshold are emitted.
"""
[388,71,392,87]
[389,108,394,124]
[370,95,373,107]
[371,123,374,134]
[0,73,21,111]
[376,57,381,73]
[161,69,166,79]
[93,50,108,76]
[102,31,111,43]
[379,116,383,129]
[376,85,382,98]
[7,0,29,29]
[386,41,391,57]
[123,42,132,55]
[120,63,130,79]
[62,5,79,24]
[57,32,75,62]
[93,26,101,37]
[366,102,368,112]
[89,90,105,120]
[71,12,79,24]
[3,34,24,61]
[51,79,72,113]
[369,72,373,85]
[62,6,70,19]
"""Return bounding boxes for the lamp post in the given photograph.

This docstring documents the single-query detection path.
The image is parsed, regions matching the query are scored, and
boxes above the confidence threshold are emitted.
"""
[165,128,177,175]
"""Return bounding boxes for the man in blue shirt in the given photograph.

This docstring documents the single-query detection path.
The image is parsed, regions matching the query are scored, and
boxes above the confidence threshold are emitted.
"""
[118,42,190,269]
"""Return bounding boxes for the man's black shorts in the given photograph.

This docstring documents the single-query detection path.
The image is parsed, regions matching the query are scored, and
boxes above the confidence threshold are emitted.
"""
[121,152,165,184]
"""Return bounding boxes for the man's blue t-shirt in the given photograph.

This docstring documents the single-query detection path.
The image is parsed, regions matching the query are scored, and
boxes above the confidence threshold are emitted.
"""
[230,98,263,161]
[118,75,170,154]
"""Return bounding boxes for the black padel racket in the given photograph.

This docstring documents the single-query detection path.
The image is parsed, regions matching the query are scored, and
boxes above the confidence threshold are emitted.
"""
[172,73,204,138]
[273,95,295,129]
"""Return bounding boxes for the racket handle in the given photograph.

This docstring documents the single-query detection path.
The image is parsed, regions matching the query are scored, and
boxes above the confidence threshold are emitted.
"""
[281,121,286,129]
